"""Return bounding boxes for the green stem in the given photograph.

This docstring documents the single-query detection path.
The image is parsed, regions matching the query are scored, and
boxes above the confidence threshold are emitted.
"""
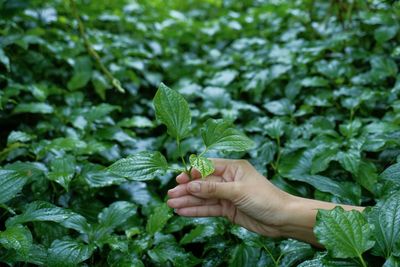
[0,203,16,215]
[261,244,279,267]
[176,138,188,172]
[198,147,208,158]
[358,253,367,267]
[69,0,124,93]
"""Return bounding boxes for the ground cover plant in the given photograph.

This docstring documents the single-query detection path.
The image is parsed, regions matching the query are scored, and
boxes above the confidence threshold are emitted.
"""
[1,0,400,266]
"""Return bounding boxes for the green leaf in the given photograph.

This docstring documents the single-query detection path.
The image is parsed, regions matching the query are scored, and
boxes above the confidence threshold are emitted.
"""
[264,119,285,139]
[0,224,32,258]
[83,170,126,188]
[374,25,398,43]
[189,154,214,178]
[7,131,33,145]
[201,119,254,151]
[279,239,314,267]
[47,155,76,191]
[118,116,154,128]
[279,149,361,204]
[0,244,47,265]
[180,221,224,245]
[338,151,377,192]
[314,206,375,259]
[229,243,260,267]
[47,239,95,267]
[381,163,400,185]
[6,201,90,234]
[13,102,54,114]
[383,255,400,267]
[368,191,400,258]
[337,150,360,175]
[153,83,191,139]
[263,98,295,116]
[311,147,338,174]
[0,170,28,204]
[97,201,137,234]
[146,203,173,235]
[107,151,168,181]
[148,240,200,266]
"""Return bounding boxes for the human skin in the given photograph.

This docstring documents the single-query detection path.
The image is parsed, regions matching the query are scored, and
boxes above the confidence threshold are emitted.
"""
[167,158,364,246]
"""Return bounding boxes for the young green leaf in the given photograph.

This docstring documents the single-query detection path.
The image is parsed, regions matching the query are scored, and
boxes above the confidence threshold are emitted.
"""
[47,239,95,267]
[153,83,191,140]
[107,151,168,181]
[201,119,254,152]
[0,170,28,204]
[314,206,375,259]
[368,191,400,258]
[189,154,214,178]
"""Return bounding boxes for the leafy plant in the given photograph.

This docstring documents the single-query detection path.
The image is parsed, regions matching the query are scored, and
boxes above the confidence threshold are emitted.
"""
[1,0,400,266]
[108,83,254,180]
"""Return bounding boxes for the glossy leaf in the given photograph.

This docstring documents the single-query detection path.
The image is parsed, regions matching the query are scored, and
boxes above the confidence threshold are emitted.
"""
[97,201,137,234]
[47,239,95,267]
[0,225,32,257]
[189,154,214,178]
[0,170,28,204]
[153,83,191,139]
[107,151,168,181]
[6,201,90,234]
[146,203,173,235]
[368,191,400,258]
[381,163,400,185]
[314,206,375,258]
[47,155,76,190]
[13,103,54,114]
[201,119,254,151]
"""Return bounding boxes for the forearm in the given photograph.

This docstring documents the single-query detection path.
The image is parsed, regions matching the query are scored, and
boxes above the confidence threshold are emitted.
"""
[278,196,365,246]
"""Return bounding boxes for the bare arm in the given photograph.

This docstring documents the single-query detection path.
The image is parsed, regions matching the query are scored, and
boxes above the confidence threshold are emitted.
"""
[167,158,364,246]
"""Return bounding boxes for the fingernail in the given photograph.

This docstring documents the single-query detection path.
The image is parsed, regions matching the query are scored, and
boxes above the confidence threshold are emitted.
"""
[188,182,200,193]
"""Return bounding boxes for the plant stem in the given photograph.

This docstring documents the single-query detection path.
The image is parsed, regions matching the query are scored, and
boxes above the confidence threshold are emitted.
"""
[0,203,16,215]
[176,138,188,171]
[358,253,367,267]
[261,244,279,267]
[69,0,125,93]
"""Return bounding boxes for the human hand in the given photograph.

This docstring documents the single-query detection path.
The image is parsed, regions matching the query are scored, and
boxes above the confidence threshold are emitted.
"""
[167,158,293,238]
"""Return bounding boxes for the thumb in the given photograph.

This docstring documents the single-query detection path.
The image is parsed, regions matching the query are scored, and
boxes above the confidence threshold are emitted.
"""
[187,180,238,200]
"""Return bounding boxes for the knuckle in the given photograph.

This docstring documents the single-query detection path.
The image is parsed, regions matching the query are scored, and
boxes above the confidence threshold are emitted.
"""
[230,183,242,200]
[207,182,217,194]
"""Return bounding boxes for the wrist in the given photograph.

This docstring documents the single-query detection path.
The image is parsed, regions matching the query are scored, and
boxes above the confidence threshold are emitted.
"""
[277,195,322,246]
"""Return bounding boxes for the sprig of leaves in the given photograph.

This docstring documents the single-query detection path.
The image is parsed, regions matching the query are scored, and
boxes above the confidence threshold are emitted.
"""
[108,83,254,180]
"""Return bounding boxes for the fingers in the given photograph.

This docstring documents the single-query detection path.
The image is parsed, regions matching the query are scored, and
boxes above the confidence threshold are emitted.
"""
[186,180,239,201]
[167,195,218,208]
[169,175,223,198]
[176,172,190,184]
[176,168,202,184]
[175,158,242,185]
[175,205,223,217]
[167,184,189,198]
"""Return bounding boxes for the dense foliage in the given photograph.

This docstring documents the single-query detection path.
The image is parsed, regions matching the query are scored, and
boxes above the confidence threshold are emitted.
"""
[1,0,400,266]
